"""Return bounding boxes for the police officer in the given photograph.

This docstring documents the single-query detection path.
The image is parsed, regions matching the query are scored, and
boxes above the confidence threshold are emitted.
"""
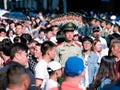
[54,22,82,67]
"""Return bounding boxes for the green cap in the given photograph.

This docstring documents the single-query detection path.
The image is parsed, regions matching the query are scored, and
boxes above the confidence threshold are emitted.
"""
[62,22,76,32]
[105,19,113,25]
[114,23,120,28]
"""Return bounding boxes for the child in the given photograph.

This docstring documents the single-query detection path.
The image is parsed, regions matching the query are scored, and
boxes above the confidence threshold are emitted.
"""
[45,61,62,90]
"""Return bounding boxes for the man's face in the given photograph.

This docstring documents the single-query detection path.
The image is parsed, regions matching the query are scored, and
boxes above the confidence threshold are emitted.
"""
[93,31,100,39]
[91,19,96,25]
[48,47,56,60]
[113,26,118,33]
[33,46,42,59]
[29,42,37,55]
[16,25,23,35]
[83,41,92,51]
[64,31,74,41]
[16,50,29,66]
[106,24,112,29]
[46,31,53,40]
[111,43,120,56]
[52,27,59,35]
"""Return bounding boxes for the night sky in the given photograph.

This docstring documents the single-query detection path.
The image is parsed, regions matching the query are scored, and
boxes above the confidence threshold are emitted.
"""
[67,0,120,14]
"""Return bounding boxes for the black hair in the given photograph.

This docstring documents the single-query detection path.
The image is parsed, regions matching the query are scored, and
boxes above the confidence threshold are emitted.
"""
[107,33,120,51]
[10,43,28,59]
[41,41,56,56]
[6,29,15,37]
[20,33,32,44]
[81,36,93,44]
[15,23,23,27]
[109,33,120,42]
[0,38,12,56]
[47,67,55,76]
[38,29,45,34]
[44,27,52,34]
[92,56,117,89]
[13,36,20,43]
[51,25,58,31]
[0,28,6,33]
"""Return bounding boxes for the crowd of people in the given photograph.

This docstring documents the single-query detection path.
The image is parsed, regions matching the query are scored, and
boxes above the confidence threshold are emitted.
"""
[0,9,120,90]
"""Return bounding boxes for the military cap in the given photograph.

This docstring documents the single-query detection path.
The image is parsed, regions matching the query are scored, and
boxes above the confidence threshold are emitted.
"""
[95,18,103,23]
[105,19,113,25]
[76,12,85,18]
[101,19,107,23]
[62,22,76,32]
[89,17,101,23]
[114,22,120,27]
[89,17,96,22]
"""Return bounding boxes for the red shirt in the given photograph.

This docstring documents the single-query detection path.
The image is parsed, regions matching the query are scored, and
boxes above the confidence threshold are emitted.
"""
[115,60,120,73]
[51,81,84,90]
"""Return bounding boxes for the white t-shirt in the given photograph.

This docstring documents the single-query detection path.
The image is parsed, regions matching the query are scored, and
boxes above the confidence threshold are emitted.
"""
[35,60,49,89]
[50,36,57,45]
[44,79,59,90]
[98,48,109,63]
[34,38,44,44]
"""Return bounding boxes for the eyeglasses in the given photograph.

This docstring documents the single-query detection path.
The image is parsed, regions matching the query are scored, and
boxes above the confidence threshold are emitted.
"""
[83,42,91,45]
[92,26,100,31]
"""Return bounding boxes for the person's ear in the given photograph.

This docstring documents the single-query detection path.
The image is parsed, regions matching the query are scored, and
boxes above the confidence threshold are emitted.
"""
[46,50,50,55]
[15,53,21,60]
[55,71,58,75]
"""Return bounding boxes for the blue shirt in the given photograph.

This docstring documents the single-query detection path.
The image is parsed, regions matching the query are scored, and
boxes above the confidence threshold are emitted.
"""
[0,61,36,90]
[97,78,111,90]
[81,51,99,88]
[103,80,120,90]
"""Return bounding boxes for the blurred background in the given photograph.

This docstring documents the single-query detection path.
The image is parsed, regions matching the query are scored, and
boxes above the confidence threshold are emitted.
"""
[0,0,120,15]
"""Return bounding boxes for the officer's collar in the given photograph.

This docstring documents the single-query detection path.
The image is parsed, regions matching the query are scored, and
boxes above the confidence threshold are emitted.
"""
[63,41,75,46]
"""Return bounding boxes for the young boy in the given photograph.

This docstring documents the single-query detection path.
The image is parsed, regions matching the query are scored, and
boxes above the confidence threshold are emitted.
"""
[45,61,62,90]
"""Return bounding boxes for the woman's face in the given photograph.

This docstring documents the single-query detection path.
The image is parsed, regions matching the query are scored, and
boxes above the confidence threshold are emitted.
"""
[9,30,14,36]
[94,41,102,52]
[73,35,79,41]
[36,18,40,23]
